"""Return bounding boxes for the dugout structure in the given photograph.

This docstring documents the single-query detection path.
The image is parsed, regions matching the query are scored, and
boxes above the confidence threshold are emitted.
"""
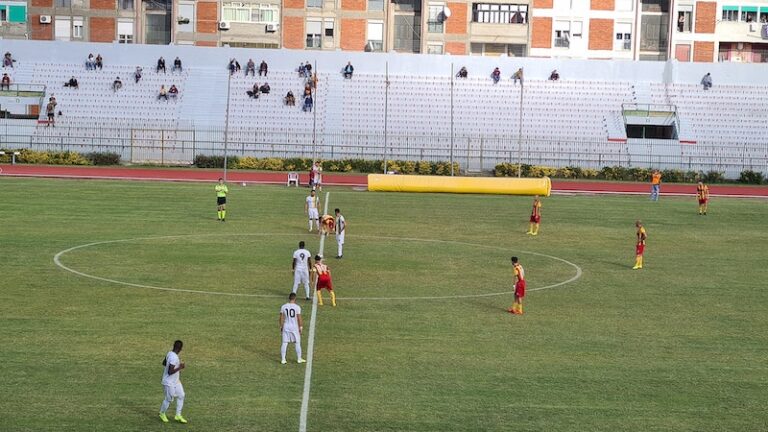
[368,174,551,196]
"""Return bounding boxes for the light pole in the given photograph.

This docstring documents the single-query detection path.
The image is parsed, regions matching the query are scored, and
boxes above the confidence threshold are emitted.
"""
[450,63,455,176]
[517,74,524,178]
[383,61,389,173]
[223,68,232,181]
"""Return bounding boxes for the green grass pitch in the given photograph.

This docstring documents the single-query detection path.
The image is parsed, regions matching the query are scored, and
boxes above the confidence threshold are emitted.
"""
[1,177,767,431]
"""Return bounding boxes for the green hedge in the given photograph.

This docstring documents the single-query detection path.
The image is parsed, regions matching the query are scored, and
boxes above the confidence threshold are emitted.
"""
[194,156,460,175]
[494,163,758,184]
[0,149,120,166]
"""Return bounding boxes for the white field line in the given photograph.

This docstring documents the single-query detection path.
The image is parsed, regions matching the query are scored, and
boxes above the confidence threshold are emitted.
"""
[299,191,329,432]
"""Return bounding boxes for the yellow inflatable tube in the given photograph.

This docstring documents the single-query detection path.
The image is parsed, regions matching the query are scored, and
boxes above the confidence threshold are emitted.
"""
[368,174,551,196]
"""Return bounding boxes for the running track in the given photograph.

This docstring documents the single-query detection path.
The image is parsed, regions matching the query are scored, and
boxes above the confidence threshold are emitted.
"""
[2,164,768,197]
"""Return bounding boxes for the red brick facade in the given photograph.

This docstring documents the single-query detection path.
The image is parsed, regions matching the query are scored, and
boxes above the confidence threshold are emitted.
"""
[196,1,219,34]
[588,18,613,50]
[445,41,466,55]
[531,17,552,48]
[340,18,366,51]
[195,41,217,47]
[31,0,53,6]
[89,17,116,42]
[284,0,304,8]
[283,16,305,49]
[532,0,553,8]
[341,0,365,11]
[90,0,116,10]
[590,0,614,10]
[693,41,715,62]
[446,2,468,34]
[30,15,54,40]
[695,1,716,33]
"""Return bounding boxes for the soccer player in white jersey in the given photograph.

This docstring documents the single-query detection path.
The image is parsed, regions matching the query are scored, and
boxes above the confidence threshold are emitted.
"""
[292,240,313,300]
[159,340,187,424]
[334,208,346,259]
[305,190,321,232]
[279,293,306,364]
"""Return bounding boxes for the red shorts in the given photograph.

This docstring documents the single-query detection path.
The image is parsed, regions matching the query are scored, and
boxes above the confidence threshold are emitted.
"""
[635,243,645,255]
[698,198,708,205]
[515,280,526,298]
[530,215,540,223]
[316,274,333,291]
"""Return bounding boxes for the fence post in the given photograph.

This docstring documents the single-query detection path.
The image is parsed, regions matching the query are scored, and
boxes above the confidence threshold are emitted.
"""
[161,130,165,165]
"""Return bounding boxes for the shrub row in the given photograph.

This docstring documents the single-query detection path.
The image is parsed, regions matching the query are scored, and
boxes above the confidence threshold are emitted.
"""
[0,149,120,166]
[193,155,460,175]
[494,163,763,184]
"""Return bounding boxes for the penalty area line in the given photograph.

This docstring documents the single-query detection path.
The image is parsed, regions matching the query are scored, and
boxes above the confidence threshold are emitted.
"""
[299,191,329,432]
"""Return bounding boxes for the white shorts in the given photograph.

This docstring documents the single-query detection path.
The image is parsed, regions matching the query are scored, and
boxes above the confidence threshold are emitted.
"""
[163,382,184,401]
[294,270,309,287]
[337,232,345,245]
[308,208,319,220]
[282,329,300,343]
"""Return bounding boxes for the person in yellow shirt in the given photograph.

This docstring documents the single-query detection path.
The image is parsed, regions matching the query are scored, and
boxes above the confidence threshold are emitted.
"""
[633,220,647,270]
[215,178,228,222]
[526,195,542,236]
[650,170,661,201]
[696,181,709,215]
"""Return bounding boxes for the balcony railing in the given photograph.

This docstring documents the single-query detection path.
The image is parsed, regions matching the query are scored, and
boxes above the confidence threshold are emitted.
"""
[554,38,569,48]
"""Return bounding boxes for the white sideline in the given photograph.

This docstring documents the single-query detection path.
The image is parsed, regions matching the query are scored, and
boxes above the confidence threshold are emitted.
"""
[299,191,329,432]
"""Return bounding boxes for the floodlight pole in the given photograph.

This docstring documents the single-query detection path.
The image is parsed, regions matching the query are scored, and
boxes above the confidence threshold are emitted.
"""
[383,61,389,174]
[223,69,232,181]
[450,63,455,177]
[517,77,524,178]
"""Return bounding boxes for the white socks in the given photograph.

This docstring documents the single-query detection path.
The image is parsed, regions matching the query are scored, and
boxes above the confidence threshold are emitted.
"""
[281,342,303,362]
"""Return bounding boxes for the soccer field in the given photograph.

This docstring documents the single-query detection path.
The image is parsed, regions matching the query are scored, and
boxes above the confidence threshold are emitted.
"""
[1,177,767,432]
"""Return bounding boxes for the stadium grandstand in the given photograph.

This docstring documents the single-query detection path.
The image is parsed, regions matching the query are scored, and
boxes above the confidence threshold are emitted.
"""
[0,39,766,177]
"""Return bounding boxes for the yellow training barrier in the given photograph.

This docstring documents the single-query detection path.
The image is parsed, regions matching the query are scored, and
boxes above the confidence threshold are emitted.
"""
[368,174,551,196]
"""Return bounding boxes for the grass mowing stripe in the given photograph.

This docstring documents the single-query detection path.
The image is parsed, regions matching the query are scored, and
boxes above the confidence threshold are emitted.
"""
[299,191,329,432]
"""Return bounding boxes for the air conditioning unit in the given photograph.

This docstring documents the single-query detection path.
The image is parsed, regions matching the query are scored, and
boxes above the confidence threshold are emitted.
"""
[266,23,278,32]
[40,15,52,24]
[177,16,190,24]
[219,21,230,30]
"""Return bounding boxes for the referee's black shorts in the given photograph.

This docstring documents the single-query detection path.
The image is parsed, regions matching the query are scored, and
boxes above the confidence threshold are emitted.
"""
[217,197,226,205]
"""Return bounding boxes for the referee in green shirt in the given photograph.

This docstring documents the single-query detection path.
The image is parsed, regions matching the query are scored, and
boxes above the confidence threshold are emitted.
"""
[215,178,228,222]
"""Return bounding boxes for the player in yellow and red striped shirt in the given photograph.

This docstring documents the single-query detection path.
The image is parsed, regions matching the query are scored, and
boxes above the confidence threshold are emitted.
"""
[633,220,647,270]
[697,182,709,215]
[508,257,526,315]
[526,196,542,236]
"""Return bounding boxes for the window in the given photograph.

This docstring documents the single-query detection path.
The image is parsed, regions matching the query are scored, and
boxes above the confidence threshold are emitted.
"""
[367,20,384,51]
[118,20,134,44]
[394,14,421,52]
[0,8,6,21]
[56,0,71,7]
[572,20,582,38]
[427,43,443,54]
[640,14,668,50]
[761,9,768,23]
[615,23,632,50]
[323,18,334,37]
[741,7,757,23]
[307,0,322,8]
[306,19,321,48]
[3,5,26,23]
[369,0,384,11]
[616,0,633,11]
[55,17,71,41]
[472,3,528,24]
[177,1,195,32]
[73,17,83,38]
[428,3,444,33]
[722,7,738,21]
[222,3,279,23]
[641,0,668,13]
[554,20,570,48]
[120,0,134,9]
[677,6,692,32]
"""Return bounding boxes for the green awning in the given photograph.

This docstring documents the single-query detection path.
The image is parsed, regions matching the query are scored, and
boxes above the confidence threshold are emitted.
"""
[741,6,758,12]
[760,6,768,13]
[722,5,739,11]
[8,5,26,23]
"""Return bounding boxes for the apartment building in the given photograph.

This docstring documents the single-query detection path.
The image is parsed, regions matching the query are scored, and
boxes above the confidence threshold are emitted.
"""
[671,0,768,62]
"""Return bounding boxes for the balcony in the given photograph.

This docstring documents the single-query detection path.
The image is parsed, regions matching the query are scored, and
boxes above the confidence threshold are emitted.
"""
[716,21,768,41]
[554,37,570,48]
[469,22,528,42]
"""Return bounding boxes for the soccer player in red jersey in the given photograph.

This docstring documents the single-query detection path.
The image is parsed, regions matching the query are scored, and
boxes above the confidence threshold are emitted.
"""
[508,256,526,315]
[633,220,647,270]
[312,255,336,307]
[696,182,709,215]
[526,195,542,236]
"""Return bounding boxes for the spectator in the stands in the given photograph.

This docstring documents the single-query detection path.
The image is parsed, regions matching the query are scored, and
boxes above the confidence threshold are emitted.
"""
[112,76,123,92]
[229,58,241,75]
[456,66,468,78]
[701,73,712,90]
[303,83,312,99]
[246,59,256,77]
[285,91,295,106]
[169,84,179,100]
[548,69,560,81]
[298,62,307,77]
[491,67,501,84]
[95,54,103,70]
[46,99,56,127]
[307,73,318,89]
[86,54,95,70]
[343,61,354,79]
[134,66,143,83]
[156,56,166,74]
[259,60,268,77]
[303,95,313,112]
[64,76,78,89]
[305,61,312,75]
[3,52,14,68]
[1,73,10,90]
[173,57,182,73]
[259,82,270,94]
[158,85,169,101]
[247,83,260,99]
[512,67,523,86]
